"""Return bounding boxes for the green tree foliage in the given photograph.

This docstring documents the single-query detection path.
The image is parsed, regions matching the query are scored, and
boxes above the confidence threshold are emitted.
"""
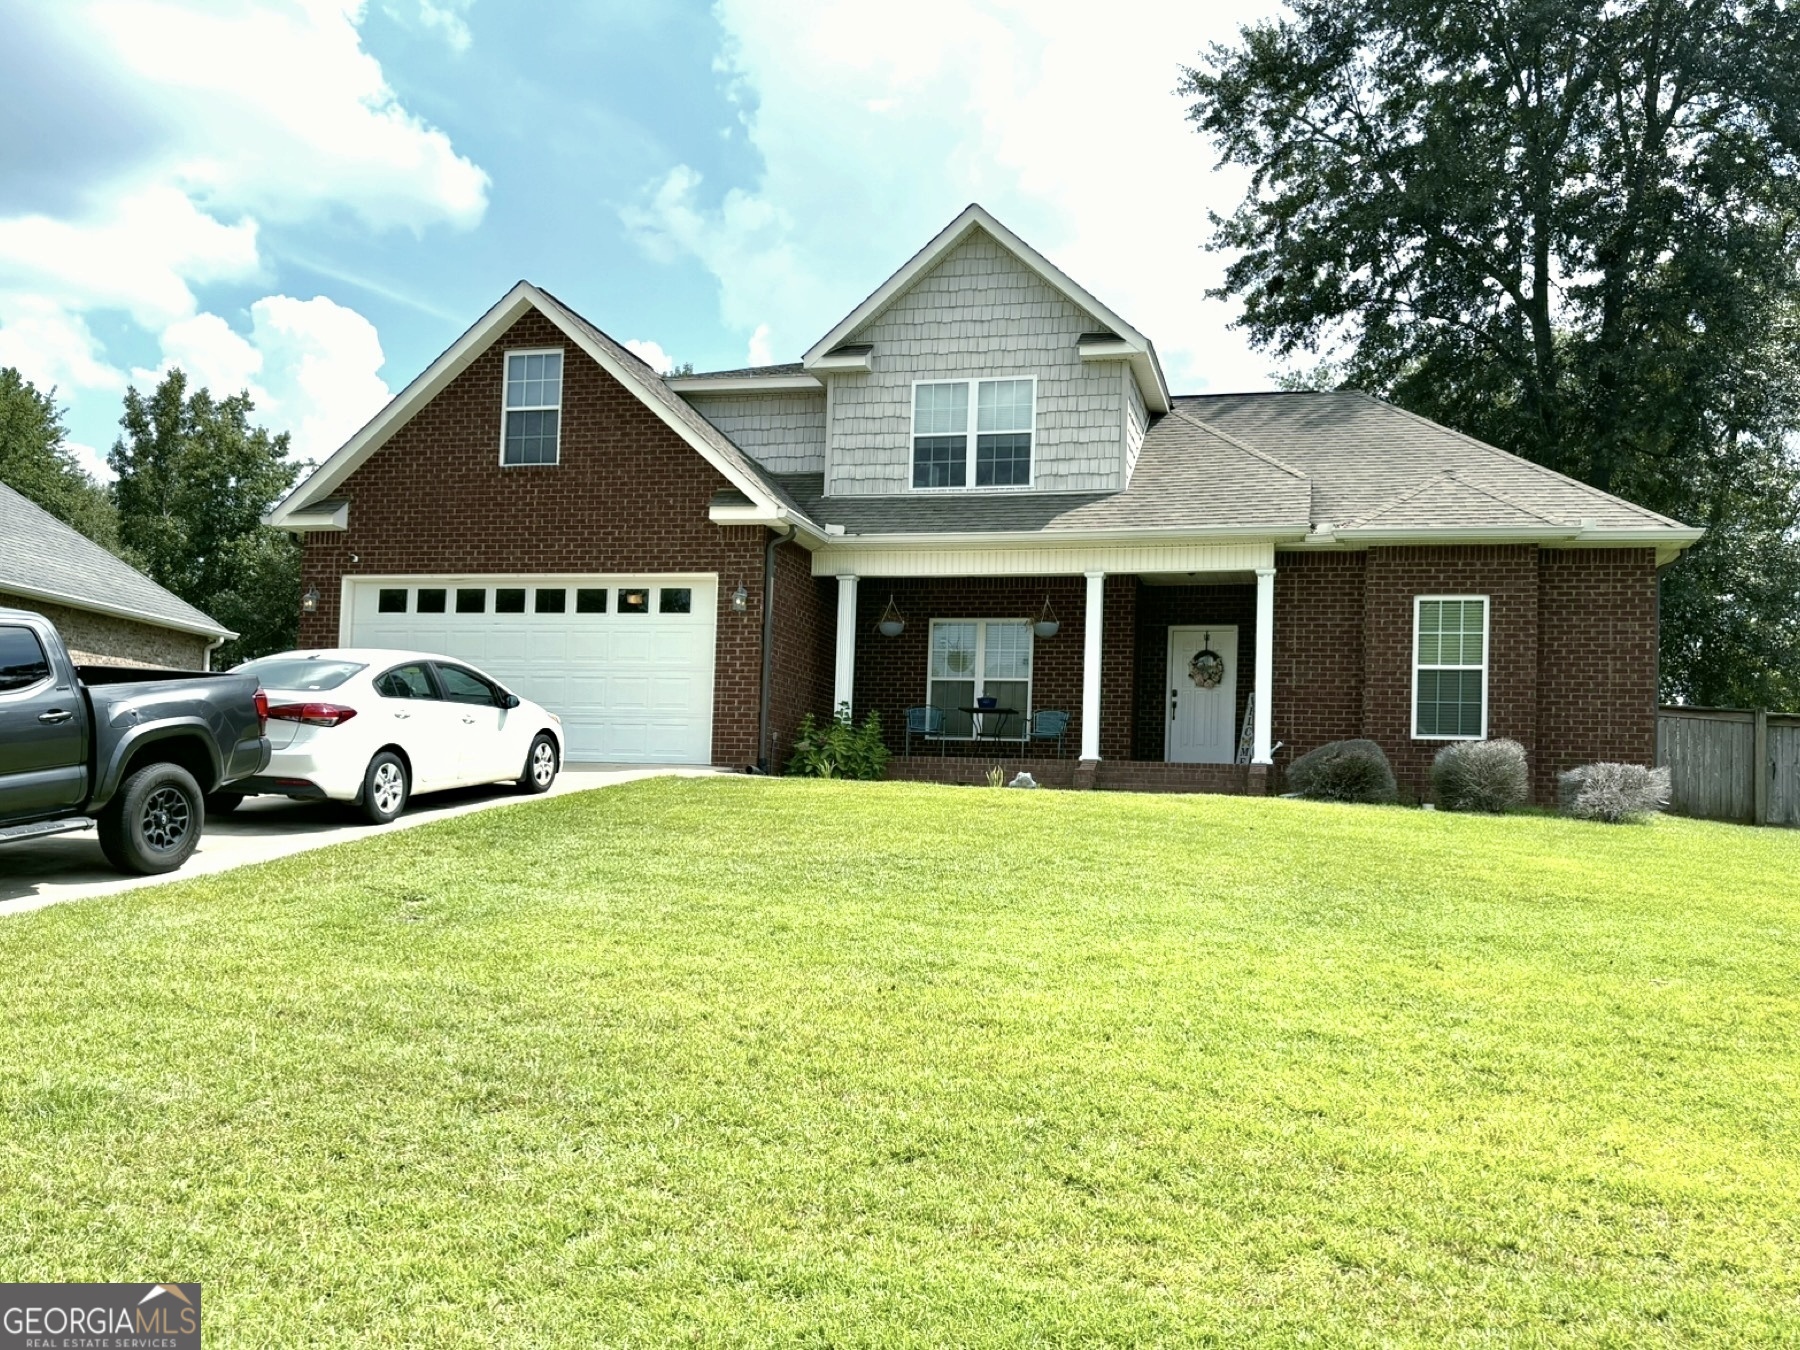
[1183,0,1800,708]
[110,370,303,665]
[0,367,119,551]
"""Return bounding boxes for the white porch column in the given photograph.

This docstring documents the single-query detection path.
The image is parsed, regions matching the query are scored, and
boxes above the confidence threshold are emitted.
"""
[1080,571,1105,762]
[1253,565,1276,764]
[832,573,858,716]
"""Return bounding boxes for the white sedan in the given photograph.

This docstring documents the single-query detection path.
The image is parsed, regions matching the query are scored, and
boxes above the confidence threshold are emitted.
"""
[220,648,563,822]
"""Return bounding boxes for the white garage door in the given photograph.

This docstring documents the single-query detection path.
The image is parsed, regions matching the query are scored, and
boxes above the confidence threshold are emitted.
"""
[344,575,716,764]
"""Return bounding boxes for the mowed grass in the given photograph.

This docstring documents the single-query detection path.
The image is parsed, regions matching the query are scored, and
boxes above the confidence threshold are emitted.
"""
[1,780,1798,1346]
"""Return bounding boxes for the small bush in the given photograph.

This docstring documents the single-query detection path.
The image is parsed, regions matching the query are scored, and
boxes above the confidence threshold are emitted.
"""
[1431,738,1530,813]
[1285,739,1398,804]
[786,704,890,780]
[1558,762,1671,824]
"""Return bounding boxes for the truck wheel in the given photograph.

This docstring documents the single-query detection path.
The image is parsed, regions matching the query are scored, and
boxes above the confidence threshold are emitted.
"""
[205,792,245,816]
[97,762,204,875]
[359,751,410,824]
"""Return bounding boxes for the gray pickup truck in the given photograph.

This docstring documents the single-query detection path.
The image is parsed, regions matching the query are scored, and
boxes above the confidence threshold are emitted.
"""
[0,607,270,875]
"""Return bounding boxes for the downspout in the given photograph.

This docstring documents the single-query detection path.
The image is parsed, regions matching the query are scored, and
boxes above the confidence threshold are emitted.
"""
[756,523,795,773]
[203,634,226,672]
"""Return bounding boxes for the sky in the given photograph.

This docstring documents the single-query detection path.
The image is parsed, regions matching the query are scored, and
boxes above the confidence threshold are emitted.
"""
[0,0,1286,482]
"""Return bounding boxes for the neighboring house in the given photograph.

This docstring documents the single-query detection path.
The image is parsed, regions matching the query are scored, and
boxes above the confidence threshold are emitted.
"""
[268,204,1700,800]
[0,481,231,669]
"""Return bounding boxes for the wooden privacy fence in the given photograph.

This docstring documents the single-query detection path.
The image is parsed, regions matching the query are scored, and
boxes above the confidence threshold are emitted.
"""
[1655,707,1800,827]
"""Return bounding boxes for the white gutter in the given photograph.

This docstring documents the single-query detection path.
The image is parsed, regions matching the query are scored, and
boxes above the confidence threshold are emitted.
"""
[670,374,823,393]
[811,523,1314,549]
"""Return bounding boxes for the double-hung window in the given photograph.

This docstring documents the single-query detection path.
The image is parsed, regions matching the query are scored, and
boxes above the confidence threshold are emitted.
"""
[502,349,563,465]
[1413,597,1488,738]
[927,619,1032,738]
[911,378,1034,489]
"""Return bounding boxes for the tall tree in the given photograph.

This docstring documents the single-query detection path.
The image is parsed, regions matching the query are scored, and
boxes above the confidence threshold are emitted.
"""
[0,367,120,551]
[1182,0,1800,708]
[110,370,303,665]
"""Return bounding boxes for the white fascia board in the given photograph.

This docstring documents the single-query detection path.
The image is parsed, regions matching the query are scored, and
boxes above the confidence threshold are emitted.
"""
[267,283,539,526]
[1,578,233,640]
[669,374,822,393]
[809,350,873,373]
[817,524,1312,549]
[803,203,1172,411]
[705,500,829,547]
[1301,524,1705,551]
[279,502,349,532]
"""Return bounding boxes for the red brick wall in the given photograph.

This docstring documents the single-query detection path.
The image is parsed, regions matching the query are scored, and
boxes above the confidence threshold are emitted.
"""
[1272,552,1366,777]
[1536,548,1659,797]
[766,540,835,769]
[1101,574,1136,761]
[850,576,1098,755]
[296,308,769,765]
[1132,582,1257,760]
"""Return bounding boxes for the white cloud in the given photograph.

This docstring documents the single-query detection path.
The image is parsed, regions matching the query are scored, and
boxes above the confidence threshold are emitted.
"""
[412,0,475,53]
[0,299,124,395]
[746,323,773,367]
[624,338,676,373]
[132,296,390,465]
[625,0,1284,391]
[66,441,113,483]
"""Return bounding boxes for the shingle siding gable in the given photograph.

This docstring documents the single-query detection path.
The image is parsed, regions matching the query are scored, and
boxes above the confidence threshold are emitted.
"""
[825,228,1126,495]
[683,390,826,473]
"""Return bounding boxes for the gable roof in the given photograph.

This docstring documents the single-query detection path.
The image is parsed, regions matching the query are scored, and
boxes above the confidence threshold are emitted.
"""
[266,282,819,532]
[0,483,231,639]
[803,204,1170,412]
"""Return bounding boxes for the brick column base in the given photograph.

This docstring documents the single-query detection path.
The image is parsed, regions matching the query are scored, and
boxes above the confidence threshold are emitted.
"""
[1247,764,1271,796]
[1073,758,1099,791]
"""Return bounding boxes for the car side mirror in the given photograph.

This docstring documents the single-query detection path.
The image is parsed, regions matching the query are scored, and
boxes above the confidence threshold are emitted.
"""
[500,692,521,709]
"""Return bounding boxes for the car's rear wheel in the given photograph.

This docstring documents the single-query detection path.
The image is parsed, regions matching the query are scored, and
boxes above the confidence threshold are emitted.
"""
[97,762,204,875]
[205,792,245,816]
[517,733,559,794]
[359,751,410,824]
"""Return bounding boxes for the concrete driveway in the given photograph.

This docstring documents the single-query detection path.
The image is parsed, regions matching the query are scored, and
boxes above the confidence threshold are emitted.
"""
[0,764,716,917]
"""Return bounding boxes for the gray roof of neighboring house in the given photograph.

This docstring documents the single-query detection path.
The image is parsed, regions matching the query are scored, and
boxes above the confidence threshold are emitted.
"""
[532,289,814,520]
[0,482,231,638]
[679,362,809,381]
[1172,391,1686,531]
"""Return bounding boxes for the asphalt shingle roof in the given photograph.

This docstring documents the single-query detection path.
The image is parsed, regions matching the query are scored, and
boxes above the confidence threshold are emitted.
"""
[680,362,809,381]
[0,482,230,637]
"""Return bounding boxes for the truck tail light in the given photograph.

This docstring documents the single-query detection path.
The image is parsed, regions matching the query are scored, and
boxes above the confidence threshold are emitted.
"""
[253,688,270,734]
[266,702,359,728]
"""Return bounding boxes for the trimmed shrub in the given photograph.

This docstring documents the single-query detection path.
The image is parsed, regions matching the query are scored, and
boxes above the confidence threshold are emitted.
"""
[1558,762,1671,824]
[1285,738,1398,804]
[1431,738,1530,813]
[786,705,890,780]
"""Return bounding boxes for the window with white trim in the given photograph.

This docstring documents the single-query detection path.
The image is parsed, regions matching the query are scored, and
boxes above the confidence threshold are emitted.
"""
[911,378,1034,489]
[502,349,563,465]
[927,619,1032,738]
[1413,596,1488,738]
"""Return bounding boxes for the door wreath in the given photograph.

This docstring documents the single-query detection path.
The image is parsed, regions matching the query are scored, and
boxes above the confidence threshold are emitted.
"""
[1188,635,1225,689]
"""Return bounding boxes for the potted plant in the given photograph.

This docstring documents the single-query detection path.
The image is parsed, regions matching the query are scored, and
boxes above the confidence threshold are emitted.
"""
[1032,594,1059,639]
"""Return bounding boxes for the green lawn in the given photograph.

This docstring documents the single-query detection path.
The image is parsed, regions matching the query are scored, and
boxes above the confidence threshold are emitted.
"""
[2,780,1798,1346]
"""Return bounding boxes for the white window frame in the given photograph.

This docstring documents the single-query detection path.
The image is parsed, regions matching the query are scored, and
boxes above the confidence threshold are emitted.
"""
[908,376,1037,492]
[499,347,564,467]
[925,618,1034,740]
[1411,594,1489,740]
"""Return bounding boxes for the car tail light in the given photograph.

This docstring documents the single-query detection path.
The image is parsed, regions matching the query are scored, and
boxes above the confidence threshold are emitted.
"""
[253,688,270,734]
[266,701,359,728]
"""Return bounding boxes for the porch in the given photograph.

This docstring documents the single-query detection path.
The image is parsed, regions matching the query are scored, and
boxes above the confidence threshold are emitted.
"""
[827,565,1278,793]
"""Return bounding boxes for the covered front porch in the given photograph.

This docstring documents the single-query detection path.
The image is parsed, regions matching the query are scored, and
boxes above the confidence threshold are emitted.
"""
[820,544,1280,793]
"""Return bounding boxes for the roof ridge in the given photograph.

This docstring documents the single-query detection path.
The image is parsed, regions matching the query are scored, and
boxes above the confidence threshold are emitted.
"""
[1347,391,1691,530]
[1166,407,1311,482]
[1342,467,1569,529]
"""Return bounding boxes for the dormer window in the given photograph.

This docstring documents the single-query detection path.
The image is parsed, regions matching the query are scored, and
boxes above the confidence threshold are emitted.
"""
[911,378,1034,489]
[502,349,563,465]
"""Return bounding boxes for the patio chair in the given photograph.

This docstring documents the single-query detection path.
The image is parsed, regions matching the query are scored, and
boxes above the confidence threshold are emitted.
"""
[1027,709,1070,758]
[905,705,947,756]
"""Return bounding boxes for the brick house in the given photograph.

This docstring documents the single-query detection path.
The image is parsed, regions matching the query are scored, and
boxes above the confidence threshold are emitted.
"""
[0,482,230,669]
[268,205,1699,800]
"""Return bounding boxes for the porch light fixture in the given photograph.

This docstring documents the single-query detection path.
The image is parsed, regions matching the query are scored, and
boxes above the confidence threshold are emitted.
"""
[731,581,749,613]
[301,586,320,615]
[1032,593,1060,639]
[876,594,906,637]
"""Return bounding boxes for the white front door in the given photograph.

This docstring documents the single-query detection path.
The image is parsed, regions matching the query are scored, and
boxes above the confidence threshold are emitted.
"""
[1166,626,1239,764]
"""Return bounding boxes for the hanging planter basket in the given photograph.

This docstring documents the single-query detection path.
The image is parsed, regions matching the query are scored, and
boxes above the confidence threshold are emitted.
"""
[876,594,906,637]
[1032,593,1060,639]
[1188,633,1225,689]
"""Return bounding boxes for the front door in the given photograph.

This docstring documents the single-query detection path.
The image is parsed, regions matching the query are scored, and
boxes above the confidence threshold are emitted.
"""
[1166,626,1239,764]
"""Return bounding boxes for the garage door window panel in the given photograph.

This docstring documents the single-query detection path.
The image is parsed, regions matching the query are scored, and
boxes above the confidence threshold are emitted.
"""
[536,588,567,614]
[377,589,407,614]
[659,588,692,614]
[619,588,650,614]
[417,589,447,614]
[496,588,526,614]
[456,589,487,614]
[576,588,607,614]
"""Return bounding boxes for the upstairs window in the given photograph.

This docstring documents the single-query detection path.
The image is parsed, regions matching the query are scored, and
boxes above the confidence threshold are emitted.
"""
[912,378,1034,489]
[502,349,562,465]
[1414,597,1488,739]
